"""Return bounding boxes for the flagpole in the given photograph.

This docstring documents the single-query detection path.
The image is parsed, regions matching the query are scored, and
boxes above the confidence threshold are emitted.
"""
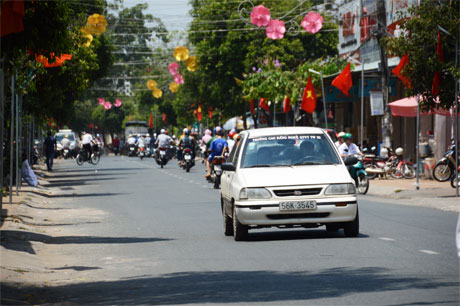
[415,94,420,191]
[320,71,328,129]
[361,62,365,149]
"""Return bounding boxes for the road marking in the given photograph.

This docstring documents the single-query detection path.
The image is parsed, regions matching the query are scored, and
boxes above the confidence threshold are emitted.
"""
[419,250,440,255]
[379,237,396,242]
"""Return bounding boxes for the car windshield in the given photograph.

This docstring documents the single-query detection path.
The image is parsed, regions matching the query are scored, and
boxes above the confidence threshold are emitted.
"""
[56,134,75,142]
[241,134,340,168]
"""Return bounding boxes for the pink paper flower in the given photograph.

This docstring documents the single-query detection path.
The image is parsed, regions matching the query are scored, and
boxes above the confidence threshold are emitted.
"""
[168,62,179,75]
[114,99,122,107]
[174,73,184,85]
[266,19,286,40]
[301,12,324,34]
[104,101,112,110]
[97,98,105,105]
[250,5,271,27]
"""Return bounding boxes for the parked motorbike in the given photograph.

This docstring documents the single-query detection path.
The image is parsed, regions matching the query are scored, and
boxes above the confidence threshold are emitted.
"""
[433,143,458,182]
[450,166,460,188]
[182,148,195,172]
[346,154,369,194]
[155,146,169,168]
[32,140,40,165]
[365,147,416,179]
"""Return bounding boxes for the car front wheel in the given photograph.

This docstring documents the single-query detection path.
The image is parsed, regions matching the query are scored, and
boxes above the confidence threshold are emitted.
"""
[233,208,248,241]
[344,209,359,237]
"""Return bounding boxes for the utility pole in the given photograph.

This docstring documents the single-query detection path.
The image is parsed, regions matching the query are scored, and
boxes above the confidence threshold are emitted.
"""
[376,0,392,148]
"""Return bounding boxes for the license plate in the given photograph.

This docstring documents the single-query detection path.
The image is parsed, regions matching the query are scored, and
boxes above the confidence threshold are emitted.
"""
[130,148,134,151]
[160,151,166,156]
[279,201,317,211]
[185,155,191,160]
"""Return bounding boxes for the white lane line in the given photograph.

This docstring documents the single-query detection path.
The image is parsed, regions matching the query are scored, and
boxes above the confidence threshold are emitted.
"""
[379,237,396,242]
[419,250,440,255]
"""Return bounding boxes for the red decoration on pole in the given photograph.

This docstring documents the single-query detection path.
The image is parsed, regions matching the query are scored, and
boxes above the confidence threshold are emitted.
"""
[392,54,412,89]
[259,98,270,112]
[331,63,352,96]
[301,76,317,114]
[208,107,213,119]
[162,113,167,123]
[283,96,291,113]
[149,114,154,129]
[197,105,202,121]
[432,31,445,96]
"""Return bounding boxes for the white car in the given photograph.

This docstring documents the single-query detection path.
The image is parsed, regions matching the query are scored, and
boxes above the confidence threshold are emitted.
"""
[220,127,359,241]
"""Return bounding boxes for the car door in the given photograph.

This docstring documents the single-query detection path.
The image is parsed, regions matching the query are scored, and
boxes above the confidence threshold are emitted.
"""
[221,137,243,202]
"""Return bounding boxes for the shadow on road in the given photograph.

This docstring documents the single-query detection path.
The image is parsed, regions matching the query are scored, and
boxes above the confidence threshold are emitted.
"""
[0,230,172,255]
[248,229,369,242]
[53,167,145,173]
[2,268,457,305]
[52,266,101,271]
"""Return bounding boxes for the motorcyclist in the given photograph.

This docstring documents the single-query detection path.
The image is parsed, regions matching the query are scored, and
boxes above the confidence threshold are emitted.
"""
[137,135,146,150]
[227,130,236,153]
[338,133,363,158]
[145,133,152,148]
[179,129,196,164]
[61,134,70,150]
[155,128,173,149]
[205,126,227,179]
[127,134,136,146]
[81,131,93,160]
[335,131,345,149]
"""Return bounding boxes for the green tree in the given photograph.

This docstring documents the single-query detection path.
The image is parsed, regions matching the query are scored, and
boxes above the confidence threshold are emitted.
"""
[386,1,460,111]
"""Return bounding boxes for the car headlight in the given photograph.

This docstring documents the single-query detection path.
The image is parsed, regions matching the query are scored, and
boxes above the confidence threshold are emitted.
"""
[325,183,356,195]
[239,188,271,200]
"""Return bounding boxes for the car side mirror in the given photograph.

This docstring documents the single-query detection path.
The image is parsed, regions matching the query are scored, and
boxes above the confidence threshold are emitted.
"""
[222,162,236,172]
[344,156,358,166]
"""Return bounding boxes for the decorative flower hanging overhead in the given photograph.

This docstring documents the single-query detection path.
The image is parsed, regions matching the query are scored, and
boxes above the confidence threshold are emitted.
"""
[174,46,189,61]
[85,14,108,36]
[97,98,105,105]
[250,5,271,27]
[103,101,112,110]
[152,87,163,99]
[186,56,199,72]
[266,19,286,40]
[174,73,184,85]
[301,12,324,34]
[169,82,179,93]
[168,62,179,75]
[146,79,157,90]
[80,29,93,47]
[114,99,122,107]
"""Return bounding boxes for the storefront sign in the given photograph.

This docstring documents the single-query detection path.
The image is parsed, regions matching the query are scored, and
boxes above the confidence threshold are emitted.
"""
[370,91,384,116]
[359,78,397,97]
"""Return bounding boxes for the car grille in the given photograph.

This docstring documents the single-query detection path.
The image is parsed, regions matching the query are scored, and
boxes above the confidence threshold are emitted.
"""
[273,188,322,197]
[266,213,330,220]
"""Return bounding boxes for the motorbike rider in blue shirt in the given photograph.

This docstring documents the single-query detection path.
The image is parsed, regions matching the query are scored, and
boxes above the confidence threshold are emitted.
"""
[205,126,227,178]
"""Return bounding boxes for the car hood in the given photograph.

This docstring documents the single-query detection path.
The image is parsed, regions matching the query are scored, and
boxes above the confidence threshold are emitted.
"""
[238,165,352,187]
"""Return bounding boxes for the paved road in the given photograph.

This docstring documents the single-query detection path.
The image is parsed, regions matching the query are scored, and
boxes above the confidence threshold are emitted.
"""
[3,156,460,305]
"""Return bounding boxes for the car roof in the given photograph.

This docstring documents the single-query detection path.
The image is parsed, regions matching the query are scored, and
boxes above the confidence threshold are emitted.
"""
[244,127,325,138]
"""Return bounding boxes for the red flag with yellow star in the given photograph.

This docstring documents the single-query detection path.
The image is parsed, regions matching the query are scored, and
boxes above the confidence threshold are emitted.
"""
[332,62,352,96]
[301,76,316,114]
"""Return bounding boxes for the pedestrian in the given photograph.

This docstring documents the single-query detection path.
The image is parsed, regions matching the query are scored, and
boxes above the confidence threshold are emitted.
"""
[43,131,57,172]
[112,135,120,155]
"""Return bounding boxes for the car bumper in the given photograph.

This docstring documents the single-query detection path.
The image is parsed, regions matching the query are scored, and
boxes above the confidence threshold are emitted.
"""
[234,196,357,226]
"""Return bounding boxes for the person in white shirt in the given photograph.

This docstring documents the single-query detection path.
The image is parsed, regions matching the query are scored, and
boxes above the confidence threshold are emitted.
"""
[144,134,152,147]
[335,131,345,149]
[61,134,70,149]
[127,135,136,145]
[137,135,145,148]
[155,129,173,148]
[81,132,93,160]
[338,133,363,158]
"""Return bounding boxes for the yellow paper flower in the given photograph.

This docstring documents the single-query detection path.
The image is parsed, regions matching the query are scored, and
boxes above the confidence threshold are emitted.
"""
[174,46,189,61]
[169,82,179,93]
[152,88,163,99]
[81,31,93,47]
[186,56,199,72]
[146,80,158,90]
[86,14,108,36]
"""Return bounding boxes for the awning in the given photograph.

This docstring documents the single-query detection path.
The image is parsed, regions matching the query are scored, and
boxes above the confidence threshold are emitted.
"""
[389,96,455,117]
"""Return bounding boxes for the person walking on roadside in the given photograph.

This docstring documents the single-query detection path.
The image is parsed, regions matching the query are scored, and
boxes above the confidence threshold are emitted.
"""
[43,131,57,172]
[112,135,120,155]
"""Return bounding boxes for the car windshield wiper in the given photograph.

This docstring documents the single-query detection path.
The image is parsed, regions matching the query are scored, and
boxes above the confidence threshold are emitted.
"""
[293,161,335,166]
[245,164,290,168]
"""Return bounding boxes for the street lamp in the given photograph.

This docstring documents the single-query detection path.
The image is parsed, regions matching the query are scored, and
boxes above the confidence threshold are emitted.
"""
[438,25,459,197]
[348,58,365,149]
[308,69,328,129]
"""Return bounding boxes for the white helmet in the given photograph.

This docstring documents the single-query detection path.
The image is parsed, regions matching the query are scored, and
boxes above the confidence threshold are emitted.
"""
[160,129,166,134]
[153,133,157,137]
[96,134,100,137]
[395,147,404,156]
[146,133,150,137]
[381,147,389,158]
[337,131,346,138]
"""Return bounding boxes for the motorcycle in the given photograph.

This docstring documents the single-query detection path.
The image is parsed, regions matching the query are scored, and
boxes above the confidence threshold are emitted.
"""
[138,147,145,160]
[346,154,369,194]
[208,156,226,189]
[433,143,458,182]
[63,147,71,159]
[76,144,100,166]
[145,147,152,158]
[155,146,169,168]
[32,140,40,165]
[365,147,416,179]
[182,148,195,172]
[450,166,460,188]
[128,144,137,157]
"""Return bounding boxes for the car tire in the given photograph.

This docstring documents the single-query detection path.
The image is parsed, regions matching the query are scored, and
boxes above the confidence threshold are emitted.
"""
[344,209,359,237]
[222,202,233,236]
[326,224,339,232]
[233,208,248,241]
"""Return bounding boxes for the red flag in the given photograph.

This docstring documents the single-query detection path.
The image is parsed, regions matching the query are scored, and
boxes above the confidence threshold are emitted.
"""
[259,98,270,112]
[301,76,317,114]
[432,32,445,96]
[208,107,213,118]
[392,54,411,89]
[283,96,291,113]
[149,114,154,129]
[332,63,352,96]
[162,113,166,123]
[197,105,202,121]
[0,0,24,37]
[249,100,255,115]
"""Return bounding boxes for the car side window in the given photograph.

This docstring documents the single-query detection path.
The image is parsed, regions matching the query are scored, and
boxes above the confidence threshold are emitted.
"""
[232,139,243,167]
